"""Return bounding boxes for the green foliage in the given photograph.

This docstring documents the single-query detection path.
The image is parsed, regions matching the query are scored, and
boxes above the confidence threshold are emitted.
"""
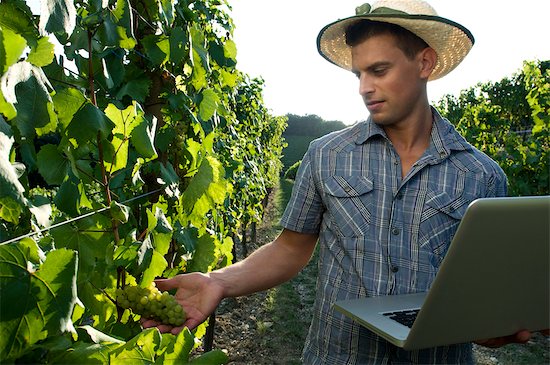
[284,160,301,181]
[283,113,346,138]
[282,114,345,171]
[0,0,286,362]
[436,60,549,196]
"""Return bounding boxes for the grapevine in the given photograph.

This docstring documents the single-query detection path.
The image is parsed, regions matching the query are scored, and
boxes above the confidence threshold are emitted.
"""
[116,283,186,327]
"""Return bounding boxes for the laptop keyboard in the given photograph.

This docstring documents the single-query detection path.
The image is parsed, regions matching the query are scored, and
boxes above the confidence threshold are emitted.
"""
[383,309,420,328]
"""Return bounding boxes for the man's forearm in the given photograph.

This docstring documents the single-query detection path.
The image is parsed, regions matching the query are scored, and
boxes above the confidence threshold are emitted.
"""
[209,229,318,298]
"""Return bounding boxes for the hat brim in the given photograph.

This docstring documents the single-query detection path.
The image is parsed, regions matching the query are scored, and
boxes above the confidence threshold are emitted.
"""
[317,13,475,80]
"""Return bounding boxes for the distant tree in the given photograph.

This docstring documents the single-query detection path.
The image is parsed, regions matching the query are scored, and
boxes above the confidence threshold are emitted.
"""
[283,114,346,137]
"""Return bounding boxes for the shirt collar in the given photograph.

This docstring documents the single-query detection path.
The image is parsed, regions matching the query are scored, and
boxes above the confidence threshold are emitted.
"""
[354,107,472,155]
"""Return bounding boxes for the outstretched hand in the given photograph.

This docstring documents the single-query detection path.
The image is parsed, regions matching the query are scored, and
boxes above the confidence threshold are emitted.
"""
[140,272,225,335]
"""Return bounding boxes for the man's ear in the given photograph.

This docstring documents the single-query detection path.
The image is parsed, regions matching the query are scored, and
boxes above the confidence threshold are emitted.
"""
[418,47,437,79]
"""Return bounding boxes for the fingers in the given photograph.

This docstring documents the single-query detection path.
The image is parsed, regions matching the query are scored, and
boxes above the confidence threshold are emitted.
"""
[141,318,174,333]
[475,330,531,348]
[154,277,179,292]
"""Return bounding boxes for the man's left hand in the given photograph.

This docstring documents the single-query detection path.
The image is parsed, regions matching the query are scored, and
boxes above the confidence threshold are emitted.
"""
[475,329,549,348]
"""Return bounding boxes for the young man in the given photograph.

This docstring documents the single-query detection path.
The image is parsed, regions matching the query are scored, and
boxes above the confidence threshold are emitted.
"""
[144,1,536,363]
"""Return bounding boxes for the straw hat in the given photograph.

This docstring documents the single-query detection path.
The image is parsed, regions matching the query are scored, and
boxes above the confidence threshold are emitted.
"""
[317,0,475,80]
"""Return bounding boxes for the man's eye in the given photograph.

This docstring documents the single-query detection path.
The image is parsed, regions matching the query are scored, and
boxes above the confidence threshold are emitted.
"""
[373,68,387,75]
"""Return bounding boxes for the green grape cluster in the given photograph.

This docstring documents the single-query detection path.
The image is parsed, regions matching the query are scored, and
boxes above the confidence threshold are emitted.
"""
[116,283,186,326]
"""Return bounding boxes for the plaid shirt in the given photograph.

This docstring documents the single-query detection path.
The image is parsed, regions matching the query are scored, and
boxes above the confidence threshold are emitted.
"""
[280,108,507,364]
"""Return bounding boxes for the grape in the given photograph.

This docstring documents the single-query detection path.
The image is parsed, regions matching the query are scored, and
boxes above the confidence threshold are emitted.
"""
[116,283,186,326]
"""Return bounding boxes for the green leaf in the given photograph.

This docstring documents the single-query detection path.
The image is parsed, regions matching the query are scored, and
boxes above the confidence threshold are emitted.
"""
[189,349,229,365]
[52,87,86,131]
[38,0,76,38]
[0,246,78,362]
[109,200,130,223]
[140,249,167,285]
[158,0,175,29]
[173,223,198,253]
[113,239,140,269]
[156,329,194,364]
[181,156,228,216]
[50,215,111,271]
[0,88,17,120]
[36,144,69,185]
[169,26,187,66]
[109,327,161,364]
[96,0,136,50]
[66,103,115,145]
[0,1,38,44]
[77,325,124,344]
[52,341,122,364]
[130,114,157,159]
[115,77,151,102]
[2,62,56,138]
[199,88,219,121]
[223,38,237,61]
[0,117,26,207]
[142,34,170,67]
[104,102,144,173]
[0,26,27,73]
[53,176,91,216]
[0,196,22,224]
[187,233,216,272]
[27,36,55,67]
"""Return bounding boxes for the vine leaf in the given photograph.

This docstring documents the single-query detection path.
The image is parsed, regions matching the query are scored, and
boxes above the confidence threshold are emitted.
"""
[0,245,78,362]
[199,88,219,121]
[27,36,55,67]
[50,214,111,270]
[0,27,27,73]
[96,0,136,50]
[130,113,157,159]
[51,87,86,131]
[1,62,56,138]
[109,327,161,364]
[0,117,26,207]
[66,103,115,145]
[189,349,229,364]
[38,0,76,39]
[104,102,142,173]
[156,329,194,364]
[37,144,69,185]
[53,175,92,216]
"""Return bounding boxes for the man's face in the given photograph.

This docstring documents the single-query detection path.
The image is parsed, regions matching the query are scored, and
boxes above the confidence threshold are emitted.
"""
[351,33,427,127]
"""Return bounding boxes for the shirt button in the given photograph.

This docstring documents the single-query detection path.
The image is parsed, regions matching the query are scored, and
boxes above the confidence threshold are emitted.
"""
[391,227,400,235]
[396,192,403,200]
[391,265,399,273]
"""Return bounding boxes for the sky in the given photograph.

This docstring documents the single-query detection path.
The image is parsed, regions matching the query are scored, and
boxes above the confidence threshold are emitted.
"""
[230,0,550,125]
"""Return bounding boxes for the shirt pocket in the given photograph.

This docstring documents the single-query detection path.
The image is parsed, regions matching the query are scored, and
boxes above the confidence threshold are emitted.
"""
[419,191,474,268]
[323,175,374,237]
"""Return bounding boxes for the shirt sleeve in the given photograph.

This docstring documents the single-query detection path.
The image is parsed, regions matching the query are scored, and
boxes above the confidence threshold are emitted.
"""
[486,163,508,198]
[280,147,325,234]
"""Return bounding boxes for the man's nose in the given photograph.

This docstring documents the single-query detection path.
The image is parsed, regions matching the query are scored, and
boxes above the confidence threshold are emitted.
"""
[358,74,374,96]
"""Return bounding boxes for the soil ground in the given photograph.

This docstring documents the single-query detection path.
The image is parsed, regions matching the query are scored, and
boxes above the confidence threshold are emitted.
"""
[207,182,550,364]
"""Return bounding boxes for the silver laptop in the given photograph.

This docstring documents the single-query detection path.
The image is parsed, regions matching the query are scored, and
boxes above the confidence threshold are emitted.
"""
[333,196,550,350]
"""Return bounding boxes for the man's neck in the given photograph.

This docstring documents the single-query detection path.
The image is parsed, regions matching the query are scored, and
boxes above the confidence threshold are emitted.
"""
[383,104,433,178]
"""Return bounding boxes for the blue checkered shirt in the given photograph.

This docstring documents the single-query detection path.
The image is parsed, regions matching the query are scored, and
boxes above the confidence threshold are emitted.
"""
[280,108,507,364]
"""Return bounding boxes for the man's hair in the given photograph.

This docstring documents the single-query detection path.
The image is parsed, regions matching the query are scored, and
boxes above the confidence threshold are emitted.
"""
[345,20,429,60]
